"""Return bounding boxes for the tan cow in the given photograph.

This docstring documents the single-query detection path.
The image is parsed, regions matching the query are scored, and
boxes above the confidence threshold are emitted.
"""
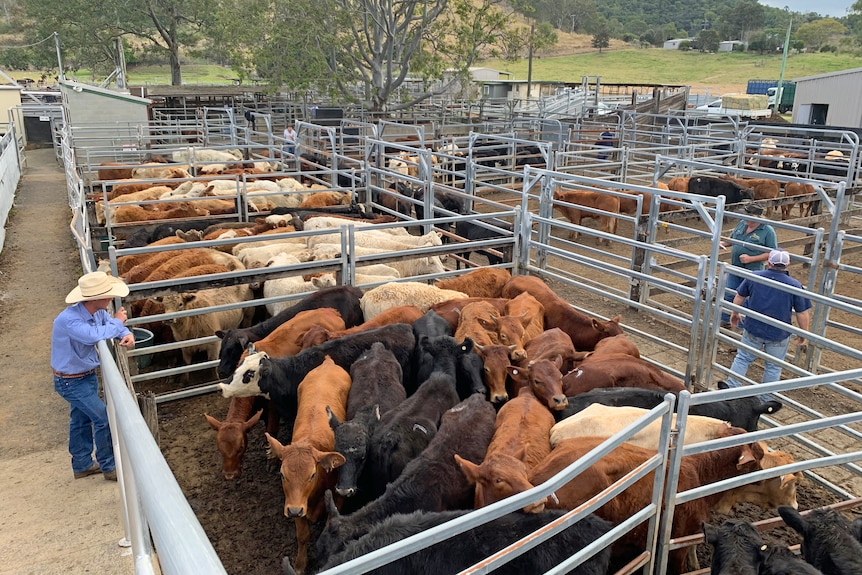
[553,189,620,245]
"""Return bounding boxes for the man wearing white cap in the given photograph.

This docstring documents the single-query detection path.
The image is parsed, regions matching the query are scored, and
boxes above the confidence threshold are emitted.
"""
[726,249,811,398]
[51,272,135,481]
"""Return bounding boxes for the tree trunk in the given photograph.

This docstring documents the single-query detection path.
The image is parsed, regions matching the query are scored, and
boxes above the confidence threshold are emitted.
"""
[170,43,182,86]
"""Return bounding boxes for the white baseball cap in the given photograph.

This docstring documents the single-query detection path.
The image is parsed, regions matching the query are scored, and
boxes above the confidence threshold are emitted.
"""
[768,250,790,268]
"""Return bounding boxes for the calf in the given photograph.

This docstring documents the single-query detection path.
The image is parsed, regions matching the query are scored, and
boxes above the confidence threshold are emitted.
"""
[299,305,422,349]
[507,356,569,412]
[215,285,363,378]
[219,324,415,417]
[761,545,825,575]
[454,301,500,347]
[518,327,579,373]
[562,353,686,396]
[503,291,544,348]
[455,387,555,512]
[297,508,612,575]
[204,396,263,480]
[778,506,862,575]
[527,430,764,574]
[316,393,497,557]
[429,297,509,333]
[473,343,516,404]
[434,268,512,298]
[360,282,467,320]
[782,182,816,219]
[688,176,755,204]
[502,275,623,351]
[329,343,406,505]
[366,373,461,496]
[702,519,765,575]
[239,308,345,362]
[549,403,733,450]
[553,189,620,245]
[714,442,803,513]
[558,385,781,432]
[266,356,351,574]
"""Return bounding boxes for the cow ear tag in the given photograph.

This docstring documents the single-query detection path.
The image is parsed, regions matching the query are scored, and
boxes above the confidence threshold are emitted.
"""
[760,545,768,551]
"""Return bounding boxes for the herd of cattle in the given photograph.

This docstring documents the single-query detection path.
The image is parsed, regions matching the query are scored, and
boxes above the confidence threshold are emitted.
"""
[88,144,862,574]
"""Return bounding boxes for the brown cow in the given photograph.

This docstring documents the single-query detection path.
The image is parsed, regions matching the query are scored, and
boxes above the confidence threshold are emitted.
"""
[473,343,516,404]
[453,301,501,347]
[112,202,210,224]
[454,387,554,512]
[527,431,764,574]
[299,305,423,349]
[204,397,263,480]
[782,182,816,219]
[553,189,620,245]
[428,297,508,334]
[666,177,689,193]
[502,275,623,352]
[573,333,641,365]
[562,353,687,396]
[517,328,579,373]
[434,268,512,298]
[240,308,345,361]
[266,356,350,574]
[713,442,803,513]
[504,291,544,346]
[724,177,781,217]
[507,356,569,412]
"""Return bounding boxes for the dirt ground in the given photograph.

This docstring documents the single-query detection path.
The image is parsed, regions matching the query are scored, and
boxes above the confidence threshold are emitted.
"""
[4,149,859,575]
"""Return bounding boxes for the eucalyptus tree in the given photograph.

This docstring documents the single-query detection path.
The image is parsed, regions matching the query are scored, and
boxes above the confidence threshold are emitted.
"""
[215,0,518,112]
[22,0,211,85]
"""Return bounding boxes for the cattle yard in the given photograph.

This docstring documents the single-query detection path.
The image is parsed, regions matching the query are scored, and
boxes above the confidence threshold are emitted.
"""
[56,109,862,574]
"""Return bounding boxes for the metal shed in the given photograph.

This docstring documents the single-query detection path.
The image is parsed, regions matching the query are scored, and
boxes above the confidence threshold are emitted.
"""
[791,66,862,127]
[60,79,153,147]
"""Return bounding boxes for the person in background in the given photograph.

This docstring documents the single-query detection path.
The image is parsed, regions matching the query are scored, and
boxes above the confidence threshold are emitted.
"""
[244,109,256,131]
[725,249,811,399]
[284,124,297,157]
[595,130,615,160]
[51,272,135,481]
[719,202,778,327]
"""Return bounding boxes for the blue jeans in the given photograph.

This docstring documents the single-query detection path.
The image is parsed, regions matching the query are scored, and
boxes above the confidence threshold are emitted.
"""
[53,372,115,474]
[721,273,743,324]
[725,330,791,401]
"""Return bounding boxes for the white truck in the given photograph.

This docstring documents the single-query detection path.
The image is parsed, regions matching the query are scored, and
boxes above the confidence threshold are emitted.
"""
[693,94,772,119]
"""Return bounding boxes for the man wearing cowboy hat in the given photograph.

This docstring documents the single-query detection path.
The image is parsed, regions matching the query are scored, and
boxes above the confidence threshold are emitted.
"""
[51,271,135,481]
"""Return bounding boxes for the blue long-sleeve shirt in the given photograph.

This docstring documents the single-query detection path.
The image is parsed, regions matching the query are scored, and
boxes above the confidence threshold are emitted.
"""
[51,303,131,374]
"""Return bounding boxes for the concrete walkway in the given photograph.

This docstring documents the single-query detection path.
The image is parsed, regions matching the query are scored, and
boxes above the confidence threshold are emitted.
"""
[0,148,134,574]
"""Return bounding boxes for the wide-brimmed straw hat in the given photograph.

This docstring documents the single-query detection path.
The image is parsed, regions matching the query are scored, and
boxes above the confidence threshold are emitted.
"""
[66,271,130,303]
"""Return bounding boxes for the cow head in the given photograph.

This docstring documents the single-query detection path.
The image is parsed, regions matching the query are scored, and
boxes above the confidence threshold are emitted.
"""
[266,432,345,519]
[455,452,545,513]
[494,313,531,362]
[329,405,380,498]
[508,357,568,411]
[473,343,514,404]
[204,408,263,480]
[218,348,269,398]
[215,329,250,378]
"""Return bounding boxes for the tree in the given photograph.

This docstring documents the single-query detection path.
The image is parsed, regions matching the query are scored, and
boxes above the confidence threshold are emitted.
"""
[697,29,720,52]
[214,0,519,112]
[721,0,764,42]
[591,22,610,52]
[22,0,211,85]
[795,18,847,50]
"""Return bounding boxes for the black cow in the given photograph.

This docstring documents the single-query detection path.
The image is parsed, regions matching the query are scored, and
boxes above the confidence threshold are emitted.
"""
[853,517,862,543]
[688,176,755,204]
[328,343,406,505]
[557,384,781,431]
[123,219,214,248]
[703,519,764,575]
[317,393,497,557]
[761,546,824,575]
[219,324,414,418]
[215,285,364,378]
[779,506,862,575]
[364,374,461,498]
[413,335,484,400]
[453,218,513,268]
[291,508,612,575]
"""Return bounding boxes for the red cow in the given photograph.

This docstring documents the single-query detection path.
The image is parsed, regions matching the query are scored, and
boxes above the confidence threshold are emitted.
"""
[204,396,263,480]
[502,275,623,351]
[429,297,509,333]
[517,328,579,373]
[300,305,423,349]
[434,268,512,298]
[455,387,555,512]
[553,189,621,245]
[507,356,569,412]
[454,301,501,347]
[573,333,641,365]
[473,343,516,404]
[562,353,687,396]
[528,430,764,574]
[265,356,350,574]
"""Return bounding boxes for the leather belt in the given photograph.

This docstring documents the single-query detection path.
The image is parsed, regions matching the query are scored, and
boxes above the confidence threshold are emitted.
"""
[53,368,96,378]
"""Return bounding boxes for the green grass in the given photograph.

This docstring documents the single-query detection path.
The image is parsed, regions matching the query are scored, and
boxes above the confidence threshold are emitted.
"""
[62,64,239,85]
[480,49,862,90]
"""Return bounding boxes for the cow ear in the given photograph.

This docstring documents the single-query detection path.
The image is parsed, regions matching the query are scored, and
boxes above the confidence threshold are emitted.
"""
[760,401,783,415]
[507,366,527,385]
[264,432,286,457]
[702,522,719,544]
[553,354,564,370]
[258,355,272,378]
[245,409,263,430]
[460,337,474,353]
[327,406,342,430]
[778,506,808,535]
[591,318,601,331]
[324,490,340,517]
[454,454,479,485]
[204,413,223,431]
[519,312,532,328]
[737,444,757,467]
[716,380,728,389]
[318,451,346,472]
[215,330,226,340]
